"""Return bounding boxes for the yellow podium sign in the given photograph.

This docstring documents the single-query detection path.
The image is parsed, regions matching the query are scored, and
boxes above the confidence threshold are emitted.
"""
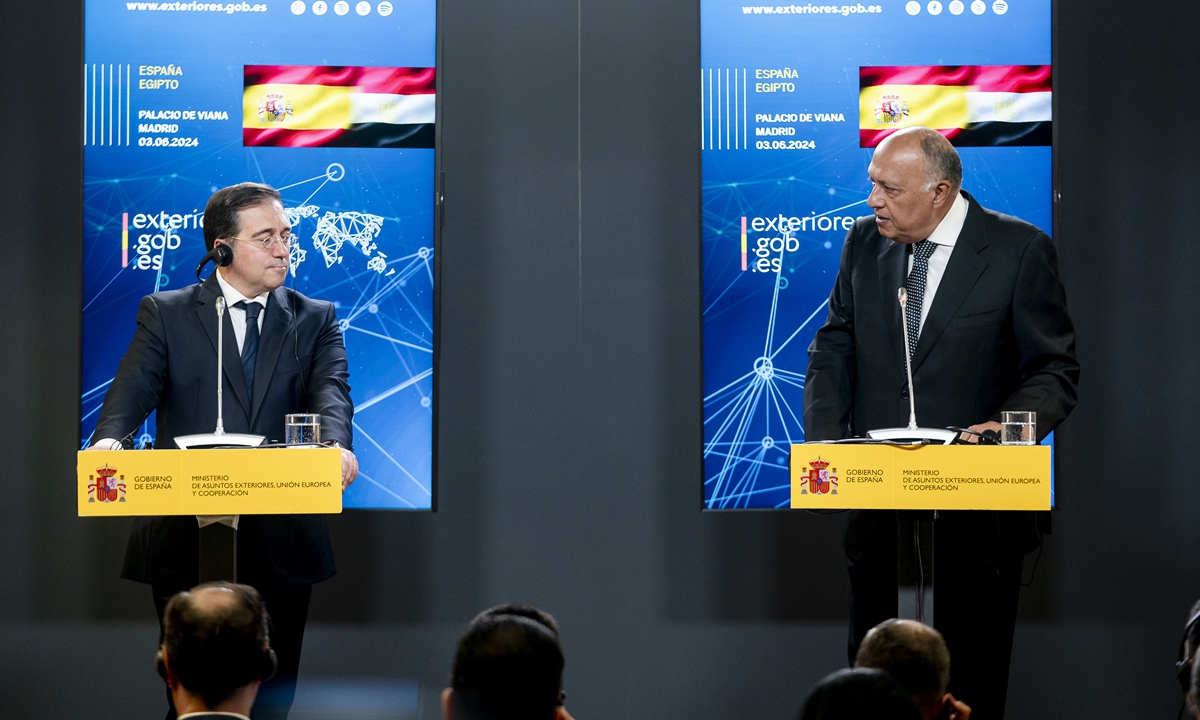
[78,448,342,516]
[790,443,1051,511]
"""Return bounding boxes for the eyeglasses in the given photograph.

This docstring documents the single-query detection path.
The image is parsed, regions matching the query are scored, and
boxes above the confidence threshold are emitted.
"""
[229,232,295,251]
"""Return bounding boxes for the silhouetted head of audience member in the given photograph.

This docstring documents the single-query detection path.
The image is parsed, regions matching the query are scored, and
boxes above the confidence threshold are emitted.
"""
[1189,659,1200,720]
[1179,600,1200,718]
[157,581,276,718]
[855,618,969,720]
[443,604,571,720]
[799,668,922,720]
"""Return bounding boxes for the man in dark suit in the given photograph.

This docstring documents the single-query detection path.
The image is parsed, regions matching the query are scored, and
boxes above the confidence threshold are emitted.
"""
[158,582,276,720]
[803,127,1079,719]
[89,182,359,720]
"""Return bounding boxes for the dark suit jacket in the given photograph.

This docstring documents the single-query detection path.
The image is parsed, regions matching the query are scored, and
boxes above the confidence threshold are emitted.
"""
[94,273,353,587]
[803,191,1079,554]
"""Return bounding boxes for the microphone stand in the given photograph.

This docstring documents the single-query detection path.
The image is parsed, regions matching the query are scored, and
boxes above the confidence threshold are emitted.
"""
[175,295,266,449]
[865,287,956,444]
[865,287,944,625]
[172,295,267,584]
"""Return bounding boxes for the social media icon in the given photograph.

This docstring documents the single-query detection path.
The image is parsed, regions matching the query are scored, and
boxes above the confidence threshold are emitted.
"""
[992,0,1008,13]
[906,1,921,14]
[356,1,370,15]
[949,0,964,14]
[334,1,349,15]
[313,0,328,13]
[971,0,985,13]
[377,1,393,15]
[927,1,942,14]
[291,0,305,13]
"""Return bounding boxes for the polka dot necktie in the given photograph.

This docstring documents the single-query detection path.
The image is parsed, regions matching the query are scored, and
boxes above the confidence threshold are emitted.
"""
[904,240,937,361]
[234,301,261,401]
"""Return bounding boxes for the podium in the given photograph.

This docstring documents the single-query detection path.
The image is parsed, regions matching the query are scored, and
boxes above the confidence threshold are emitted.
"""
[78,447,342,582]
[790,442,1052,621]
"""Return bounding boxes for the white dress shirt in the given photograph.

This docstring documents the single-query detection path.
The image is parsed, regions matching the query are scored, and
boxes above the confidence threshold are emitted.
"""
[905,191,969,335]
[214,269,268,353]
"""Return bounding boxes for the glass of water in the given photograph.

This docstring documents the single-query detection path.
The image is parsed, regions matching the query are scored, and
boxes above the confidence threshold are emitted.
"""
[285,413,321,445]
[1000,411,1036,445]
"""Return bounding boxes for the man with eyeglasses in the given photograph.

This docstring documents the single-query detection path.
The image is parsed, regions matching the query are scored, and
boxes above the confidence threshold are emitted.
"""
[89,182,358,720]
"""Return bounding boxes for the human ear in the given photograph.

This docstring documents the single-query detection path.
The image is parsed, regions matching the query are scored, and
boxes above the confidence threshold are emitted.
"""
[555,706,576,720]
[931,180,954,208]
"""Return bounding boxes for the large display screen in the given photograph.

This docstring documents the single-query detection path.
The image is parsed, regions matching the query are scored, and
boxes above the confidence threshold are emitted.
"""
[82,0,437,509]
[702,0,1052,508]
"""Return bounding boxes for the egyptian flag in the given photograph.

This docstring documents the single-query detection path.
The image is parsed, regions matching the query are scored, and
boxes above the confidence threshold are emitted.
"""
[859,65,1050,148]
[243,65,435,148]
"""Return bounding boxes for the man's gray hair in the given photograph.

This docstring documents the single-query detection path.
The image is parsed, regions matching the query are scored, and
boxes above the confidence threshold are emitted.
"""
[855,618,951,710]
[894,127,963,193]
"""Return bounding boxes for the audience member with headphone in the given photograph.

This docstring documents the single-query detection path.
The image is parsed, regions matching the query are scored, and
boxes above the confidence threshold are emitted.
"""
[1177,600,1200,719]
[855,619,971,720]
[443,604,575,720]
[157,582,278,720]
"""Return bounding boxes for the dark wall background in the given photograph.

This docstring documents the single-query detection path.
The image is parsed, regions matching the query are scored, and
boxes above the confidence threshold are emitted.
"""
[1,0,1198,718]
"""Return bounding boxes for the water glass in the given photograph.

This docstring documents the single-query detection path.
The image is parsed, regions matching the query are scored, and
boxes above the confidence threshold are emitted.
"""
[285,413,321,445]
[1000,411,1035,445]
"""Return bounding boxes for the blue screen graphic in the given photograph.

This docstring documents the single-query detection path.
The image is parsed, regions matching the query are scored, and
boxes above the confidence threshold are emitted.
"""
[702,0,1052,508]
[82,0,436,509]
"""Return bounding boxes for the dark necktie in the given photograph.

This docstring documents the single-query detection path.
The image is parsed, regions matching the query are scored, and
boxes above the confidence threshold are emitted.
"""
[234,300,261,400]
[904,240,937,361]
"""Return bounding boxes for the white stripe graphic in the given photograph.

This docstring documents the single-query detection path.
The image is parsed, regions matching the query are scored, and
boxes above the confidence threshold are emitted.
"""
[700,68,751,150]
[347,93,435,125]
[964,91,1052,124]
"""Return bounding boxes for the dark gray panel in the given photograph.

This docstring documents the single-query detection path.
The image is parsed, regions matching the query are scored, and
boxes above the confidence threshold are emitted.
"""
[1,0,1199,717]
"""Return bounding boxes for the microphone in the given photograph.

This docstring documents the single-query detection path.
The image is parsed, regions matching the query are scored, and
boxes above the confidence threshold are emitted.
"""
[864,286,957,444]
[195,244,233,280]
[214,297,226,436]
[173,295,266,449]
[898,287,918,431]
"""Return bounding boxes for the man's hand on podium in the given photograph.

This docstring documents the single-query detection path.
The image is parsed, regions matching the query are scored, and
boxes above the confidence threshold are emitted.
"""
[339,447,358,492]
[85,438,123,451]
[85,437,357,490]
[960,421,1001,444]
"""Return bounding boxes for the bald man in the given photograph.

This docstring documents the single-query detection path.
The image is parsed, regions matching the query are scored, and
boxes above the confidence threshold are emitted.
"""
[856,619,970,720]
[804,127,1079,719]
[158,582,275,720]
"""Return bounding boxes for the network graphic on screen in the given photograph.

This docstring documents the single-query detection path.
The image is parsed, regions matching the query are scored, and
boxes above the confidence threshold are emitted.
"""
[700,1,1053,509]
[82,2,437,510]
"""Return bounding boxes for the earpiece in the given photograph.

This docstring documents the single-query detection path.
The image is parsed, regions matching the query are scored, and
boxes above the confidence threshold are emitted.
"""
[261,647,279,682]
[291,272,307,406]
[195,242,234,280]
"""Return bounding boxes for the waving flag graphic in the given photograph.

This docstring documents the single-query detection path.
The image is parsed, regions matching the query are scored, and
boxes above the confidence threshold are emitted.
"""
[859,65,1051,148]
[243,65,436,148]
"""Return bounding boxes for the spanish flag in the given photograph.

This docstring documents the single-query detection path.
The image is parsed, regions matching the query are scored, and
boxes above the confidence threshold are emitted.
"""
[859,65,1050,148]
[243,65,435,148]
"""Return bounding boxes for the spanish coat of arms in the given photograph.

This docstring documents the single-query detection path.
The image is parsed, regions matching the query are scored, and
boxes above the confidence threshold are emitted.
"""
[88,465,126,503]
[800,457,838,495]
